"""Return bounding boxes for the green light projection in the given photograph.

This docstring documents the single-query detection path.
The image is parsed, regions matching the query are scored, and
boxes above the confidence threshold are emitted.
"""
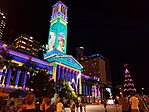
[48,17,67,54]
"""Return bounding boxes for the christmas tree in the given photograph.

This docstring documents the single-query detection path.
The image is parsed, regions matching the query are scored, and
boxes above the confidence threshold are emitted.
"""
[123,64,136,96]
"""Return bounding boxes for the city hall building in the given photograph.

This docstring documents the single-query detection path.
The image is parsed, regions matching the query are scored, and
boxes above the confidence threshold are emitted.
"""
[0,1,111,103]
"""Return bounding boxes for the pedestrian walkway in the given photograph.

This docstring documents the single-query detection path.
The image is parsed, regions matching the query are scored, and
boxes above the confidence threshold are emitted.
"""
[65,108,84,112]
[64,104,122,112]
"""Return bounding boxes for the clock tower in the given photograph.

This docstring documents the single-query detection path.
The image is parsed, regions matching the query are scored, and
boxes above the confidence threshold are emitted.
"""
[44,1,68,59]
[43,1,83,95]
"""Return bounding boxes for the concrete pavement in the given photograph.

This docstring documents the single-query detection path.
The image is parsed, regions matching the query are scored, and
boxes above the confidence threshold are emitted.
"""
[64,104,122,112]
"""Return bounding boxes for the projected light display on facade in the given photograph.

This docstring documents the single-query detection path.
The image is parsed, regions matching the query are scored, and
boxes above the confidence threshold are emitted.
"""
[47,1,68,54]
[0,1,105,103]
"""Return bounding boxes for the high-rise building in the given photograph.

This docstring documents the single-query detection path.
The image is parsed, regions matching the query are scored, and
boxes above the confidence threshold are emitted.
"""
[0,10,6,40]
[76,47,85,61]
[80,54,112,87]
[9,34,41,58]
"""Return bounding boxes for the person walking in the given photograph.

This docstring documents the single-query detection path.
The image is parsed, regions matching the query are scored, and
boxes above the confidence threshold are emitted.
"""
[79,101,83,112]
[141,95,149,112]
[129,93,139,112]
[103,100,107,112]
[115,98,120,112]
[136,94,146,112]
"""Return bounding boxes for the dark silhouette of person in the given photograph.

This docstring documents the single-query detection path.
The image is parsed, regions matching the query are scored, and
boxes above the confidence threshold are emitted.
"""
[103,100,107,112]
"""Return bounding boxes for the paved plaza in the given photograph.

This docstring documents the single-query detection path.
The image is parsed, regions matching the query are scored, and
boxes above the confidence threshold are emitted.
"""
[65,104,122,112]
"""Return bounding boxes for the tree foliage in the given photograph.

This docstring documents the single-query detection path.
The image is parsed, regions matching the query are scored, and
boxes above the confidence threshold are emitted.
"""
[59,79,77,100]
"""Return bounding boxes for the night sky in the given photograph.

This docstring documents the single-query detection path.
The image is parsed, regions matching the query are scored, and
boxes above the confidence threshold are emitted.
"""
[1,0,149,94]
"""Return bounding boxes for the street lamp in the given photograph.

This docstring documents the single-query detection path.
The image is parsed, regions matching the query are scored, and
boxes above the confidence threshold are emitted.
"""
[141,88,144,95]
[119,87,123,98]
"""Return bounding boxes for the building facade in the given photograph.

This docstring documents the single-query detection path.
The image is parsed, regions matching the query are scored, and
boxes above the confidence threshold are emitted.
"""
[0,42,52,91]
[44,1,83,94]
[79,53,112,102]
[0,1,83,94]
[9,34,41,58]
[0,1,112,103]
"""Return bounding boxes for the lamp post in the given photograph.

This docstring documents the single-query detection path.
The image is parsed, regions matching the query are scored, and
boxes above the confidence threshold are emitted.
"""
[119,87,123,98]
[141,88,144,95]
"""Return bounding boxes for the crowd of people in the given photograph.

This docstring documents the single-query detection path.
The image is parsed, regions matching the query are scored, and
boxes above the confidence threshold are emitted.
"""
[0,92,66,112]
[0,92,86,112]
[120,92,149,112]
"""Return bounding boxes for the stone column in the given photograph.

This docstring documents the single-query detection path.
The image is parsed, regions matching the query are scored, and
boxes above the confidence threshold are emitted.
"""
[2,69,7,86]
[57,65,61,80]
[65,68,68,81]
[65,9,67,17]
[75,72,78,94]
[69,69,72,82]
[5,68,12,87]
[97,85,100,97]
[15,70,21,88]
[0,68,2,83]
[86,84,89,96]
[61,67,65,79]
[82,83,85,95]
[22,71,27,90]
[71,71,75,89]
[58,4,61,12]
[75,72,78,83]
[52,8,54,15]
[25,72,30,89]
[52,66,57,82]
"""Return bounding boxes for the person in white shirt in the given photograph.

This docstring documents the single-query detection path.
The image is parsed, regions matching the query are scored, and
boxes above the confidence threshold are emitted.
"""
[129,93,139,112]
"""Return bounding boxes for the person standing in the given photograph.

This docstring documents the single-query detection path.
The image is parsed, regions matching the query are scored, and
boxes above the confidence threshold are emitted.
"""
[40,97,55,112]
[56,98,65,112]
[21,92,40,112]
[121,94,130,112]
[129,93,139,112]
[70,99,75,112]
[76,100,79,112]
